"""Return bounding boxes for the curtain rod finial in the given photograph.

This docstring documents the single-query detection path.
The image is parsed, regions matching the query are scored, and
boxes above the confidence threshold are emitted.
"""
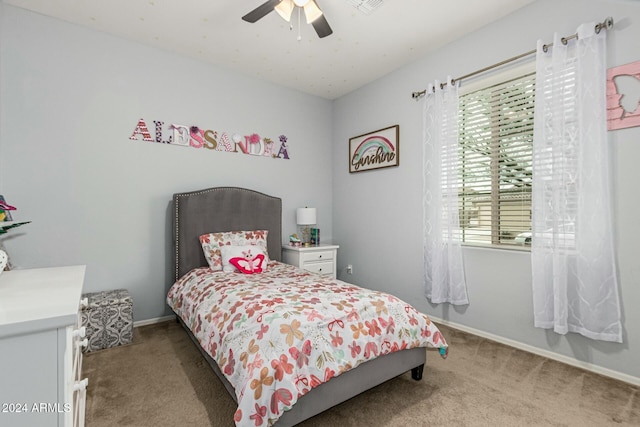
[605,17,614,29]
[596,17,614,34]
[412,90,426,101]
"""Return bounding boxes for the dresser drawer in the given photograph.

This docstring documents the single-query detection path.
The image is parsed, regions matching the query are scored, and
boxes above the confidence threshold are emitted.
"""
[301,250,334,263]
[65,321,88,427]
[303,261,334,276]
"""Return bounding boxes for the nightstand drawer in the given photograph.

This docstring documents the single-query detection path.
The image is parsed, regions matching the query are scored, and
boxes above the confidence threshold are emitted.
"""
[301,250,334,263]
[303,261,334,276]
[281,244,339,279]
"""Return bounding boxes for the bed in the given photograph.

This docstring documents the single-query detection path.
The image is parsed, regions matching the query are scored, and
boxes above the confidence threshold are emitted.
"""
[167,186,447,426]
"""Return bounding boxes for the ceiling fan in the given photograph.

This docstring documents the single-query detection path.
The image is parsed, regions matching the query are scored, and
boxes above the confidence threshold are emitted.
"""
[242,0,333,39]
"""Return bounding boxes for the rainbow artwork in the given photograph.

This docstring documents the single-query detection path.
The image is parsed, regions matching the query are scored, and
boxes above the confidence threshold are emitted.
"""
[349,125,399,173]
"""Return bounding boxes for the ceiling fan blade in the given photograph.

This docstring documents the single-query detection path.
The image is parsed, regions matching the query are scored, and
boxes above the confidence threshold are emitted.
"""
[311,14,333,38]
[242,0,282,23]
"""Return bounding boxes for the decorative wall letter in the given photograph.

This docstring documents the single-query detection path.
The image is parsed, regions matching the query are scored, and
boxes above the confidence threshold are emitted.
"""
[128,118,291,160]
[153,121,172,144]
[217,133,234,152]
[189,126,204,148]
[129,118,153,141]
[171,124,190,147]
[276,135,290,159]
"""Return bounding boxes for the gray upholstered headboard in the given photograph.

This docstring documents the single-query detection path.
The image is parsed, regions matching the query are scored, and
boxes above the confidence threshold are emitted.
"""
[172,187,282,281]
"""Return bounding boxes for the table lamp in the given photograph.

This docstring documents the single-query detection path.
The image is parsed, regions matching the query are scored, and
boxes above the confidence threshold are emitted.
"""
[296,207,316,246]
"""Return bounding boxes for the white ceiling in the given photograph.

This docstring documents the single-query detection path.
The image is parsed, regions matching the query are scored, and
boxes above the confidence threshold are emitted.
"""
[3,0,536,99]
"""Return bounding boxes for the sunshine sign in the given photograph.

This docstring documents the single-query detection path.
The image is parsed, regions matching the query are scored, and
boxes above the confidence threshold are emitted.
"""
[348,125,399,173]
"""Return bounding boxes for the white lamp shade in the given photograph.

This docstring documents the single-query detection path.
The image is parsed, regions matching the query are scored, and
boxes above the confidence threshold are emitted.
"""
[275,0,294,21]
[296,207,317,225]
[303,1,323,24]
[276,0,321,24]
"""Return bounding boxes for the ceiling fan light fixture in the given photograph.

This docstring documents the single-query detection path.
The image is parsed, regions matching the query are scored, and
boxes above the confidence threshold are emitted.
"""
[303,0,323,24]
[242,0,332,39]
[275,0,294,22]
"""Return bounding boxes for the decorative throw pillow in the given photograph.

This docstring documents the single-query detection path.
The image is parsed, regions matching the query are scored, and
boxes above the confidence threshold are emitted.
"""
[220,244,268,274]
[199,230,269,271]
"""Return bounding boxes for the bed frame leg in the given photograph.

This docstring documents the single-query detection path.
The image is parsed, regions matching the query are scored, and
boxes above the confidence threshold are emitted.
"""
[411,364,424,381]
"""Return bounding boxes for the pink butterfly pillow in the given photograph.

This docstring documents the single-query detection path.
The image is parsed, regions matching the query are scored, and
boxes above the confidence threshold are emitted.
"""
[199,230,269,271]
[220,244,268,274]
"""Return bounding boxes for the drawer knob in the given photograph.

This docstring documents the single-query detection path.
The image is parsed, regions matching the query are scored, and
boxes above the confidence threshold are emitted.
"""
[80,298,89,308]
[73,326,86,338]
[79,338,89,348]
[319,255,322,258]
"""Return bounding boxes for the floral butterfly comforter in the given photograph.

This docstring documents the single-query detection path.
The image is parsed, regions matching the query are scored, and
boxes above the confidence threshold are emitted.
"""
[167,261,447,427]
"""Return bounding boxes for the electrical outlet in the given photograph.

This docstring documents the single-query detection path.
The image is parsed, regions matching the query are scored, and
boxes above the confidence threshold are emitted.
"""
[347,264,353,274]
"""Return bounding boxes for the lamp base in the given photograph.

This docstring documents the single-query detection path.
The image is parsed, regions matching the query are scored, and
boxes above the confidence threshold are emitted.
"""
[297,224,313,246]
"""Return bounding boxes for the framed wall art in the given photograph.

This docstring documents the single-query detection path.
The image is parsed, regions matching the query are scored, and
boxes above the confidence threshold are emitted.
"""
[607,60,640,130]
[348,125,399,173]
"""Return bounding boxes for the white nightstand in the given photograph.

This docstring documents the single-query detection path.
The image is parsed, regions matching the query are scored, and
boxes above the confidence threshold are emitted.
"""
[282,244,339,278]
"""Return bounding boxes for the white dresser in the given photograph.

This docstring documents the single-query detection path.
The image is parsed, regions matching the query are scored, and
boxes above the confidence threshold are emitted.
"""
[282,244,339,278]
[0,266,88,427]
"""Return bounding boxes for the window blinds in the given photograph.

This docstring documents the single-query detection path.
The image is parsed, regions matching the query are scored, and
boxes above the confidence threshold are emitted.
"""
[457,72,535,247]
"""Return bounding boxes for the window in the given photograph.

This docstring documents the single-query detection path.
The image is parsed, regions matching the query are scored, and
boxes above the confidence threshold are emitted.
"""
[457,70,535,248]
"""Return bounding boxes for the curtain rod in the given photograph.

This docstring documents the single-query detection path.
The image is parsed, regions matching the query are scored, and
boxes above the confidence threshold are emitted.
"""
[411,16,614,100]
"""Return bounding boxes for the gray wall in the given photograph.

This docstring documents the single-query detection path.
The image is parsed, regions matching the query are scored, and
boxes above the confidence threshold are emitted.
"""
[1,0,638,384]
[0,5,334,321]
[332,0,640,381]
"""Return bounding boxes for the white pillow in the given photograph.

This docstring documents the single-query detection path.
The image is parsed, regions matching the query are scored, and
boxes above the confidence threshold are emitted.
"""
[220,244,268,274]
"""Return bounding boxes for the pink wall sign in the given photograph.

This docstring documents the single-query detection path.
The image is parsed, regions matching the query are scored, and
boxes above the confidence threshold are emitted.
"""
[607,60,640,130]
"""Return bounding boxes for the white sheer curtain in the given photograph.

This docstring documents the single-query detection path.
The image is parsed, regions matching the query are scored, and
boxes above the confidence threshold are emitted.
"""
[423,79,469,305]
[532,23,622,342]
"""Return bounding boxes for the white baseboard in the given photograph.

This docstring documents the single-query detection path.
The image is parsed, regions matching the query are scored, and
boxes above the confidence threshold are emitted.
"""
[429,316,640,387]
[133,315,176,328]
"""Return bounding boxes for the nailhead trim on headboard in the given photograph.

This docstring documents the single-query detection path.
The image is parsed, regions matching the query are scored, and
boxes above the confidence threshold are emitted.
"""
[172,187,282,281]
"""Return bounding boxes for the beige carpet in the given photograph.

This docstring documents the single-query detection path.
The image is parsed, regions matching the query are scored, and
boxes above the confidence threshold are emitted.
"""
[83,321,639,426]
